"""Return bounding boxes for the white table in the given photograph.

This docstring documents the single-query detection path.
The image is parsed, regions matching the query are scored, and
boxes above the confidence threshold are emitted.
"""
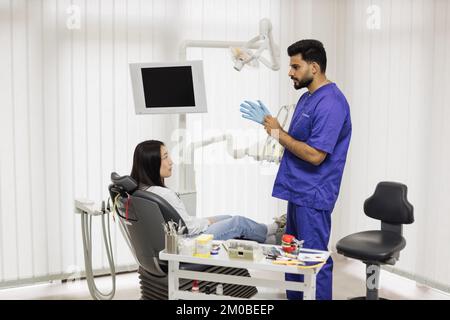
[159,243,330,300]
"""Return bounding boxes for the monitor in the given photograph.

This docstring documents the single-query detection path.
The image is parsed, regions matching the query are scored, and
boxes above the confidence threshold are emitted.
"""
[129,60,208,114]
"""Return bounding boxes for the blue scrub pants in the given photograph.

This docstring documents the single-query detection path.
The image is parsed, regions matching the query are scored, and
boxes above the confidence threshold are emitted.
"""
[285,202,333,300]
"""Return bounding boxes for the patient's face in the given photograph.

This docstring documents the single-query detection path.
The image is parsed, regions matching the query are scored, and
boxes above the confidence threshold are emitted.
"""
[160,145,173,178]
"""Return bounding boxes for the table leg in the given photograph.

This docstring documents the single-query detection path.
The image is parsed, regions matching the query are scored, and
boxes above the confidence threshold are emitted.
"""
[303,273,316,300]
[167,260,179,300]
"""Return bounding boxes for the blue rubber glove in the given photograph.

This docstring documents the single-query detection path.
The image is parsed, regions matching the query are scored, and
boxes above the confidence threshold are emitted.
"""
[240,100,272,124]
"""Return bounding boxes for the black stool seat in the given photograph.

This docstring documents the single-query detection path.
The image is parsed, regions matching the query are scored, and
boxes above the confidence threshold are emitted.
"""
[336,182,414,300]
[337,230,406,262]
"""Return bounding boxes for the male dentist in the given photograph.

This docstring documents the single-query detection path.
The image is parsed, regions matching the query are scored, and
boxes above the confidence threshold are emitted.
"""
[240,39,352,300]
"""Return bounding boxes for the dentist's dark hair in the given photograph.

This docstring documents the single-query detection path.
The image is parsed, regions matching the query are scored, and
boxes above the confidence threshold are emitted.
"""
[287,39,327,73]
[131,140,166,189]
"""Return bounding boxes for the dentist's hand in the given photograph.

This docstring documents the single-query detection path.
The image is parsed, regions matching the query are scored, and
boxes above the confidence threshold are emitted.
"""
[240,100,271,124]
[264,115,283,138]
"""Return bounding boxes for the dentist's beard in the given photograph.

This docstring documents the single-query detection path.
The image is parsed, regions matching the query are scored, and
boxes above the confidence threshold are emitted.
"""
[292,76,313,90]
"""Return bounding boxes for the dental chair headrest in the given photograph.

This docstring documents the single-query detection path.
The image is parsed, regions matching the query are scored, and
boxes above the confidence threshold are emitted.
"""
[110,172,138,194]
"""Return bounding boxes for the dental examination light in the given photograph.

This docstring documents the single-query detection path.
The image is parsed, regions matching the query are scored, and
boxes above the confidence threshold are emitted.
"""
[230,18,280,72]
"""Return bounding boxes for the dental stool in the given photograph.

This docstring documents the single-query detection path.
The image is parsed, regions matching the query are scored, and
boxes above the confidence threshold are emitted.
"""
[108,172,257,300]
[336,181,414,300]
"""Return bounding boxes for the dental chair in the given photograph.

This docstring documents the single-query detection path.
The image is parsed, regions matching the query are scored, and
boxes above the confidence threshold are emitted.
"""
[108,172,257,300]
[336,181,414,300]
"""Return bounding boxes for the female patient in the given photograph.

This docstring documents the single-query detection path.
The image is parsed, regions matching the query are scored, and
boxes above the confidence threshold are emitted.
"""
[130,140,283,243]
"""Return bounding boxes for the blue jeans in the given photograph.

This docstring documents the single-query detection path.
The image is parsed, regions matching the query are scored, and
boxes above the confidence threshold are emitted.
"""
[204,215,268,243]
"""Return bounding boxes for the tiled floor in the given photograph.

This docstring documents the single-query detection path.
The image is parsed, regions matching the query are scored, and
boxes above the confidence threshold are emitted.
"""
[0,253,448,300]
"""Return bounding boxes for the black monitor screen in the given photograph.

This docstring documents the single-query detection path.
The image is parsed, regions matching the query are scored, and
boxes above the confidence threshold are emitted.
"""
[141,66,196,108]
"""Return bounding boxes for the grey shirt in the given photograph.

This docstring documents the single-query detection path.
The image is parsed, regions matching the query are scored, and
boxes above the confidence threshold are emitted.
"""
[146,186,209,235]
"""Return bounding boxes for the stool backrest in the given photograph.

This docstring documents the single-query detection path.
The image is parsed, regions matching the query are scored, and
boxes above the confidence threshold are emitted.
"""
[364,181,414,224]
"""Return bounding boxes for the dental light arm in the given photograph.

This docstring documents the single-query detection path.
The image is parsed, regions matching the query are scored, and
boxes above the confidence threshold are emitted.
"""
[183,103,295,174]
[232,18,280,72]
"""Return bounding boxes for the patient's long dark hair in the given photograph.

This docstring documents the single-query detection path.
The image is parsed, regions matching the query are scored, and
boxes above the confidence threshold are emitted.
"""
[130,140,166,189]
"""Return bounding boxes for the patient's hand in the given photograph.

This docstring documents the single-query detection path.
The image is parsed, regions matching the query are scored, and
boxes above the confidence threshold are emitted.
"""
[205,215,232,225]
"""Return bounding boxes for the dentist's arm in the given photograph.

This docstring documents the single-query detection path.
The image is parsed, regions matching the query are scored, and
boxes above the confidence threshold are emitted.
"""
[263,116,327,166]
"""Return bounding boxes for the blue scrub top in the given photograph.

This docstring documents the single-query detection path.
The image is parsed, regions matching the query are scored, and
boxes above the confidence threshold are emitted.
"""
[272,83,352,211]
